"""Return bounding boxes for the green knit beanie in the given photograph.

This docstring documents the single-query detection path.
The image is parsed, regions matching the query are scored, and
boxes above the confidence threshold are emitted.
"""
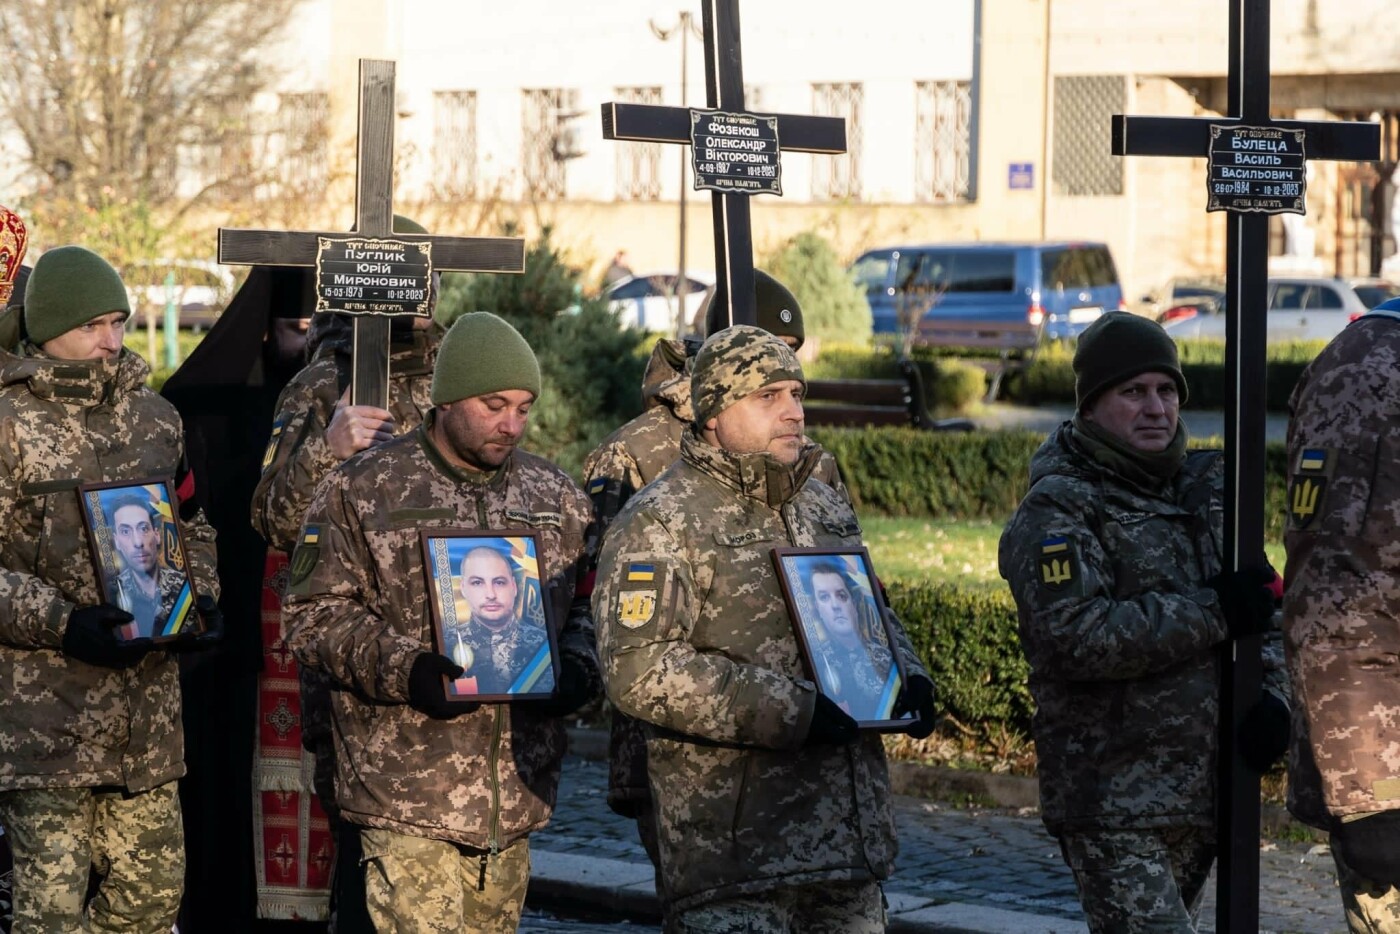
[392,214,428,235]
[1073,311,1188,410]
[431,312,541,405]
[704,269,805,349]
[24,246,131,345]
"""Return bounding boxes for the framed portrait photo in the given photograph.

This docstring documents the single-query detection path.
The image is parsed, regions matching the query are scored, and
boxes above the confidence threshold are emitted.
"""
[78,478,202,643]
[420,530,559,705]
[772,547,914,732]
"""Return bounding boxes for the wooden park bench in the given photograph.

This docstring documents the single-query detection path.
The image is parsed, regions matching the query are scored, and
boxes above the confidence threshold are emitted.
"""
[804,358,975,432]
[914,317,1046,401]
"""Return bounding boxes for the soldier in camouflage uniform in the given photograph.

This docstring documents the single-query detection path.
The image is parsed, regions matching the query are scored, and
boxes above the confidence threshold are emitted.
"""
[0,246,220,932]
[283,312,599,934]
[250,216,440,929]
[999,312,1287,934]
[593,325,935,933]
[582,271,845,893]
[1284,298,1400,932]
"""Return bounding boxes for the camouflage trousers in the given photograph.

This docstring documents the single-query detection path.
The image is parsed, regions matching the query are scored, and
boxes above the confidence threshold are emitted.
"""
[359,828,529,934]
[1331,834,1400,933]
[672,879,884,934]
[1059,826,1215,934]
[0,782,183,933]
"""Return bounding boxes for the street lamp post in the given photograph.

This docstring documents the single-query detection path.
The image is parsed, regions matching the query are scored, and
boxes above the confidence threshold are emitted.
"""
[650,11,703,336]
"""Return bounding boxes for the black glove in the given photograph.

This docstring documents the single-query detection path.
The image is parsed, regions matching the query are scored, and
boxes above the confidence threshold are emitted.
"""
[536,656,595,719]
[894,675,937,740]
[805,693,859,747]
[170,596,225,653]
[1237,691,1290,773]
[62,604,152,670]
[1334,811,1400,889]
[407,653,474,720]
[1208,567,1277,639]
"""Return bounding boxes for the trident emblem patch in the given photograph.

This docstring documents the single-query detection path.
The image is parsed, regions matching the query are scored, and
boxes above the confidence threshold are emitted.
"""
[1037,535,1077,591]
[1288,447,1332,530]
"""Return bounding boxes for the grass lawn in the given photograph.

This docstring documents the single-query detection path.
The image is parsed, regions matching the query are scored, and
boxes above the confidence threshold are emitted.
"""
[861,515,1286,587]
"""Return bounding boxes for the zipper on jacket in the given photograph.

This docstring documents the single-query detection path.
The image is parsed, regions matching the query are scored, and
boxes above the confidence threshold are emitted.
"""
[485,701,505,886]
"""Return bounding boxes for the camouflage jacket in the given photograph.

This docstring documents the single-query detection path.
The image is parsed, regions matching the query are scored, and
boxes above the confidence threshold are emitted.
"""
[251,324,438,554]
[999,421,1286,835]
[282,416,600,850]
[582,338,850,812]
[1284,312,1400,828]
[593,429,927,911]
[0,346,219,793]
[251,323,438,755]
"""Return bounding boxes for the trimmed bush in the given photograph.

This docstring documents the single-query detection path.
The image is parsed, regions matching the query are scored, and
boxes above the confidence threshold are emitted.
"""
[929,360,987,412]
[761,231,871,345]
[1007,337,1324,410]
[812,426,1291,539]
[886,581,1032,732]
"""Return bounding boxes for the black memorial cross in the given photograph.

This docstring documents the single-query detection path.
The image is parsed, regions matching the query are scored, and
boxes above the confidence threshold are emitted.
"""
[1111,1,1378,930]
[218,59,524,409]
[602,0,845,330]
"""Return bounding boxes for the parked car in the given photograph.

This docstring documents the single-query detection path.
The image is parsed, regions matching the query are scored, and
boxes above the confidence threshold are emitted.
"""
[851,241,1123,343]
[1144,277,1226,323]
[1159,276,1383,342]
[1346,276,1400,310]
[124,260,236,332]
[602,271,714,332]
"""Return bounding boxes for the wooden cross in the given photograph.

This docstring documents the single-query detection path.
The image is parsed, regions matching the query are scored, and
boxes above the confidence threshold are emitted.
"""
[1112,2,1379,929]
[218,59,524,408]
[601,0,846,330]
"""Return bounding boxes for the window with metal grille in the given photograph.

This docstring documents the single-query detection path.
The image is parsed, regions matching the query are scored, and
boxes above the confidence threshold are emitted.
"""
[521,87,579,201]
[269,92,330,200]
[1052,75,1124,196]
[433,91,478,199]
[615,86,662,200]
[812,82,862,201]
[915,80,973,203]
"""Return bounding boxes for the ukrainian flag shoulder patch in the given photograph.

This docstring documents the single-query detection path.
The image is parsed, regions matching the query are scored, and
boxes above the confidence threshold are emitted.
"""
[587,477,607,494]
[1037,535,1077,591]
[1289,447,1333,530]
[627,563,655,583]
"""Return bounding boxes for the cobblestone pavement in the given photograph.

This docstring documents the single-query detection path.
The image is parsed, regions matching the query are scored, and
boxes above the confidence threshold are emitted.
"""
[535,754,1350,933]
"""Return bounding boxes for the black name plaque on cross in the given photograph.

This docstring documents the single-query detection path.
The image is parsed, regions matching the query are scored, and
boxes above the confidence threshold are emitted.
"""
[315,236,434,316]
[1207,125,1307,214]
[690,110,782,195]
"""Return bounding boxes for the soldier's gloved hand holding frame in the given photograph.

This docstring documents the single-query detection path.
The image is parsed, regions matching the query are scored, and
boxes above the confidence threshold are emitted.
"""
[894,675,937,740]
[63,603,153,669]
[534,655,594,719]
[409,652,477,719]
[169,595,226,653]
[1236,690,1290,773]
[805,693,859,746]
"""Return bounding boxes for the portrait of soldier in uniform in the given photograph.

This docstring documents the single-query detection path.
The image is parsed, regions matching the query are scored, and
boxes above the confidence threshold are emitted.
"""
[86,485,195,641]
[782,552,903,726]
[424,534,557,700]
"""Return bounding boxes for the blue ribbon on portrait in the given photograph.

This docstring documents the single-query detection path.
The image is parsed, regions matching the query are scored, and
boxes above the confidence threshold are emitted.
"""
[876,668,903,721]
[162,581,195,637]
[509,642,555,694]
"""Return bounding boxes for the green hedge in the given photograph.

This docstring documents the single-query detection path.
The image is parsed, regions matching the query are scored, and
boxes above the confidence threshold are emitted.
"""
[812,426,1291,539]
[886,580,1032,732]
[1006,338,1326,410]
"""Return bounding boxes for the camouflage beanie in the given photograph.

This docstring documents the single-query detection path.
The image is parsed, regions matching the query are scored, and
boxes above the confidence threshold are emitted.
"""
[431,311,541,405]
[691,324,805,426]
[1073,311,1187,410]
[704,270,805,349]
[24,246,131,345]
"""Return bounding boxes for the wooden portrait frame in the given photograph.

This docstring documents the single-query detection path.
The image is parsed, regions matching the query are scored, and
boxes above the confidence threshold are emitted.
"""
[78,477,202,643]
[771,546,913,732]
[419,529,560,705]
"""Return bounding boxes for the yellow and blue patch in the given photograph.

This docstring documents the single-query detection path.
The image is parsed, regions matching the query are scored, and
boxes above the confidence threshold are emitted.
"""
[1037,535,1077,590]
[262,419,287,470]
[617,561,660,629]
[627,563,655,583]
[290,526,321,586]
[302,527,320,545]
[1289,447,1333,530]
[587,477,607,495]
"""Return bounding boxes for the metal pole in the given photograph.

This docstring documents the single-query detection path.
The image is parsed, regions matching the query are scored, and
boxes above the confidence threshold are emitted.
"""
[679,11,689,336]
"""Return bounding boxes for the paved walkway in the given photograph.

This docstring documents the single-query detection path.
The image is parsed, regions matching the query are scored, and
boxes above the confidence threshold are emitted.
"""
[527,735,1350,933]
